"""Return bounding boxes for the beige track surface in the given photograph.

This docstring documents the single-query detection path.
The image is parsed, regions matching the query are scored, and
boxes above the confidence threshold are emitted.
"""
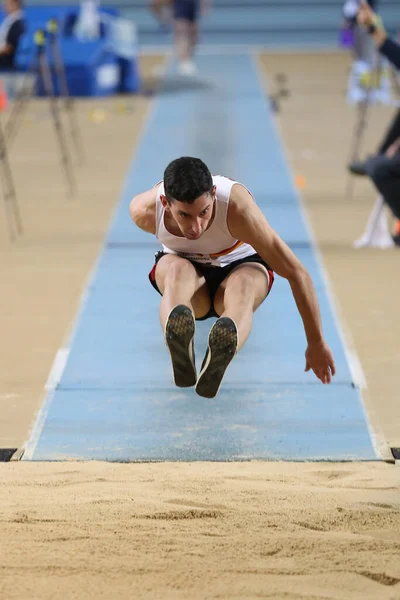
[0,52,399,600]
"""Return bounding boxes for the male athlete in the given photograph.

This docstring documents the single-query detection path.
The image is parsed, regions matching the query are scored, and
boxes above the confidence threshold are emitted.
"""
[130,157,336,398]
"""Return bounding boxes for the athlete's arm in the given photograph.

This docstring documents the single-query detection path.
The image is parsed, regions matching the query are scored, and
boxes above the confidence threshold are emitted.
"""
[227,184,336,384]
[129,185,158,234]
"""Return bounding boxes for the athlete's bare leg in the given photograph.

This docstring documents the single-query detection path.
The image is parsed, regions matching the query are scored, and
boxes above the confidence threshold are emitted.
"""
[155,254,211,387]
[196,263,270,397]
[155,254,211,326]
[214,263,270,351]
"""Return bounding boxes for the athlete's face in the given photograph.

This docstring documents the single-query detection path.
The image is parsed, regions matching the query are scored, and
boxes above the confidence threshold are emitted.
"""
[162,186,216,240]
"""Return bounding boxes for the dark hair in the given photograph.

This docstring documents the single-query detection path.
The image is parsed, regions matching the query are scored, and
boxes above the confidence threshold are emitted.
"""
[163,157,213,204]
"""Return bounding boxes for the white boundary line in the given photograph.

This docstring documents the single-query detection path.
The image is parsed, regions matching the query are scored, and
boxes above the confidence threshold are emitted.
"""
[251,52,391,461]
[22,273,96,460]
[21,59,172,461]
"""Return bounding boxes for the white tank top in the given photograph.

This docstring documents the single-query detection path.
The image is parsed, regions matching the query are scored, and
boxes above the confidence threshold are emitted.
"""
[155,175,256,267]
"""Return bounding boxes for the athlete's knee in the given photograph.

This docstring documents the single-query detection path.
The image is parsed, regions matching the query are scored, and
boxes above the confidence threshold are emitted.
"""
[224,270,256,301]
[164,256,196,283]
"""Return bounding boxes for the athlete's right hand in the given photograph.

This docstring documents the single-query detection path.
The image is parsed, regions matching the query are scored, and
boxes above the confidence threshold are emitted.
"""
[304,340,336,384]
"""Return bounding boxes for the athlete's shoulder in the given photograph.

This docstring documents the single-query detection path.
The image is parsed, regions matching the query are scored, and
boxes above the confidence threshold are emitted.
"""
[213,175,241,202]
[154,179,164,192]
[212,174,238,184]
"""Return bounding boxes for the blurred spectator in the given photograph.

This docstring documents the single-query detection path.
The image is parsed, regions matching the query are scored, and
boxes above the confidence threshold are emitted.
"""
[0,0,25,70]
[342,0,379,63]
[362,143,400,244]
[356,0,400,69]
[349,110,400,176]
[151,0,211,75]
[348,0,400,244]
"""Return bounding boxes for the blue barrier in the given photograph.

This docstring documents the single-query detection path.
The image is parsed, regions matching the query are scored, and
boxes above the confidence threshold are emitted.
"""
[0,5,140,96]
[16,39,121,97]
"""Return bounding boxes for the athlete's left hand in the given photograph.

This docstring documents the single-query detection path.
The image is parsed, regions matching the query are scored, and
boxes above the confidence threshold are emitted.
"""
[305,340,336,384]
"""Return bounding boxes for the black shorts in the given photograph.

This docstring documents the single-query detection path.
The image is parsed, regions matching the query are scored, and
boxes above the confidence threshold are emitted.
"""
[173,0,199,22]
[148,251,274,320]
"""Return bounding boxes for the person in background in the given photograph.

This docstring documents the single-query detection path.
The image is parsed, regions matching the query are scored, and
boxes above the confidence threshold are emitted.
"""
[342,0,379,64]
[348,0,400,178]
[0,0,25,70]
[349,110,400,176]
[348,0,400,244]
[151,0,211,75]
[357,0,400,69]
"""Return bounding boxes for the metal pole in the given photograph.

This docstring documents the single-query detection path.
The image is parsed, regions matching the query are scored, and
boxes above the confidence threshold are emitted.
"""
[47,18,85,164]
[35,28,77,197]
[0,112,23,241]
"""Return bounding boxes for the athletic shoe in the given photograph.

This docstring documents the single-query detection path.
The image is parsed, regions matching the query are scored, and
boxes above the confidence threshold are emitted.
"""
[178,60,197,76]
[165,304,197,387]
[195,317,238,398]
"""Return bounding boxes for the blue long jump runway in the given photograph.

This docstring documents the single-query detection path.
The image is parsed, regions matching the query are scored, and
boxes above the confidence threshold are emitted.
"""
[23,55,379,461]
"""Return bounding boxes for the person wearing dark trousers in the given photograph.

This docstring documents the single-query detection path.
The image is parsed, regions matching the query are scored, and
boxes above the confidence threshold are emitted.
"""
[349,109,400,175]
[0,0,25,70]
[347,0,400,243]
[377,110,400,154]
[348,0,400,177]
[364,141,400,244]
[351,131,400,245]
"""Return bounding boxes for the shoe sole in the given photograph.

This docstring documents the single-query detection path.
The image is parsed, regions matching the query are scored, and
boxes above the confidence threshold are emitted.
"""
[195,317,238,398]
[165,305,196,388]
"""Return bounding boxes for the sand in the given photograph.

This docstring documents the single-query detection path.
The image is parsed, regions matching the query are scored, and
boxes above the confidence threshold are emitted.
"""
[1,52,400,600]
[1,462,399,599]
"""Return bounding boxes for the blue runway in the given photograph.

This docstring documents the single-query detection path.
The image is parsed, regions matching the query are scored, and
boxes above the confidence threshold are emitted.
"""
[23,55,378,461]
